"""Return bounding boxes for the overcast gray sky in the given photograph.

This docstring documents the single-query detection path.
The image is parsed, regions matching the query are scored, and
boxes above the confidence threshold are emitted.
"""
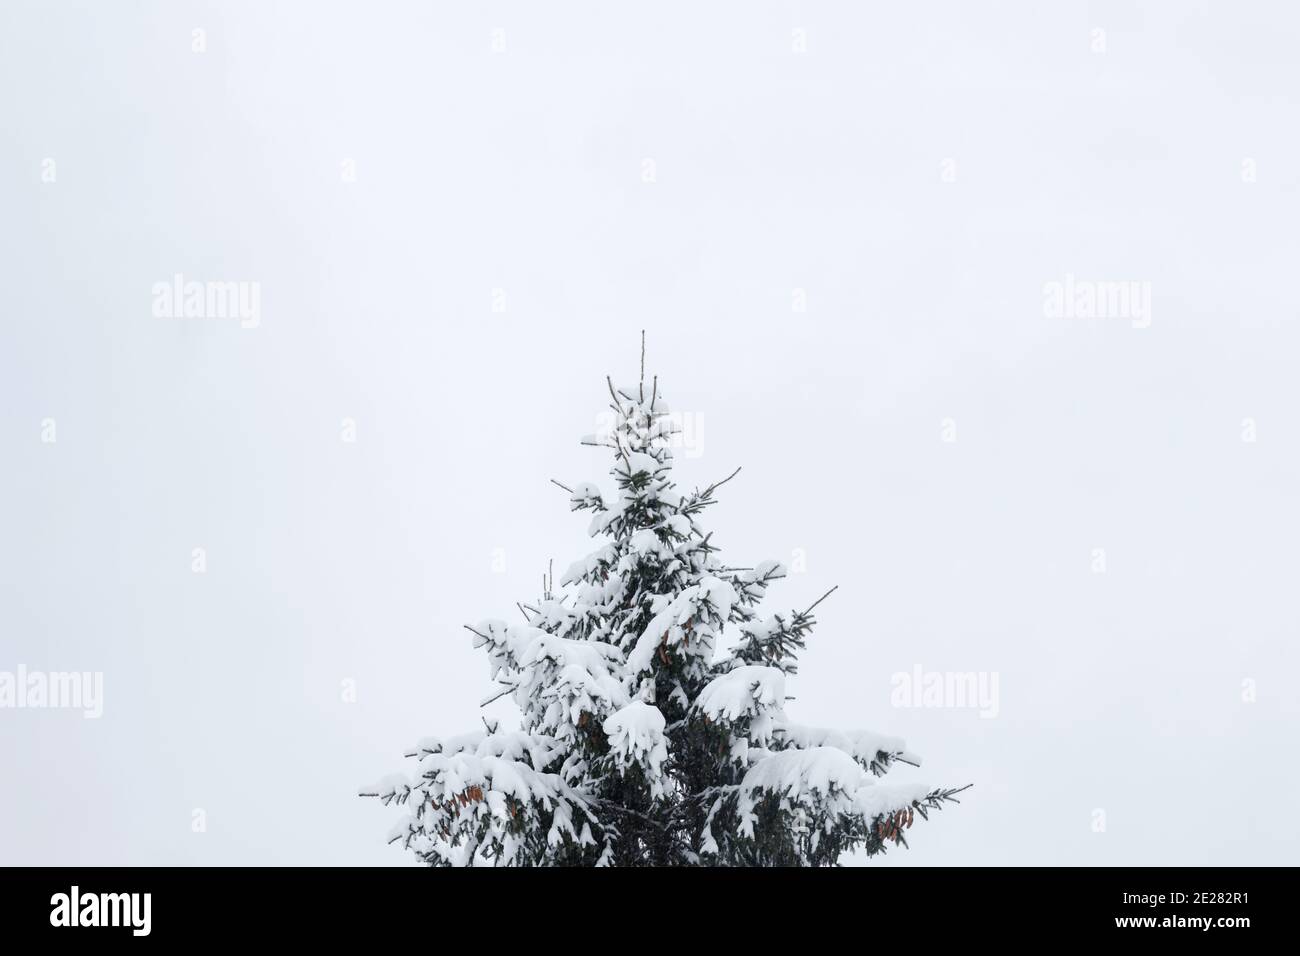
[1,0,1297,865]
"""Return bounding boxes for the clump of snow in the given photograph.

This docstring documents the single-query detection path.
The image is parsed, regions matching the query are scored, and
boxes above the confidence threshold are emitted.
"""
[514,632,629,738]
[561,545,616,586]
[697,576,738,618]
[736,615,780,644]
[695,665,785,723]
[739,559,786,583]
[409,731,485,758]
[626,576,738,675]
[741,746,864,800]
[852,781,935,820]
[772,722,919,771]
[731,747,932,840]
[602,701,669,797]
[367,750,596,866]
[568,482,605,511]
[660,514,693,538]
[627,528,666,557]
[406,730,568,771]
[622,451,661,480]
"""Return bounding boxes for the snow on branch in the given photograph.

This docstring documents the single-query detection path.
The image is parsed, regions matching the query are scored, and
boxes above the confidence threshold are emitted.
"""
[626,577,739,676]
[602,700,669,798]
[695,665,785,723]
[361,751,597,866]
[771,722,920,776]
[700,747,941,862]
[515,631,629,740]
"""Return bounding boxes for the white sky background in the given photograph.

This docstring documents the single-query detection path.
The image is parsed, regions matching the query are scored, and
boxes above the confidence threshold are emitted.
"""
[1,0,1297,865]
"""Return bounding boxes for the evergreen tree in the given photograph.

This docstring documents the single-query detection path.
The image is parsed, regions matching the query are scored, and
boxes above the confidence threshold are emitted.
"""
[362,342,967,865]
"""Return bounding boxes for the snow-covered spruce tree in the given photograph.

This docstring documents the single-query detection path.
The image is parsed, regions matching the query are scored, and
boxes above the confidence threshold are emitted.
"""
[362,346,967,866]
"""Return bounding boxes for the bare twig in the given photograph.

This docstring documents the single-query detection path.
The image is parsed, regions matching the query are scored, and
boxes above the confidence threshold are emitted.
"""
[606,376,624,414]
[479,687,512,708]
[703,466,742,497]
[801,585,839,617]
